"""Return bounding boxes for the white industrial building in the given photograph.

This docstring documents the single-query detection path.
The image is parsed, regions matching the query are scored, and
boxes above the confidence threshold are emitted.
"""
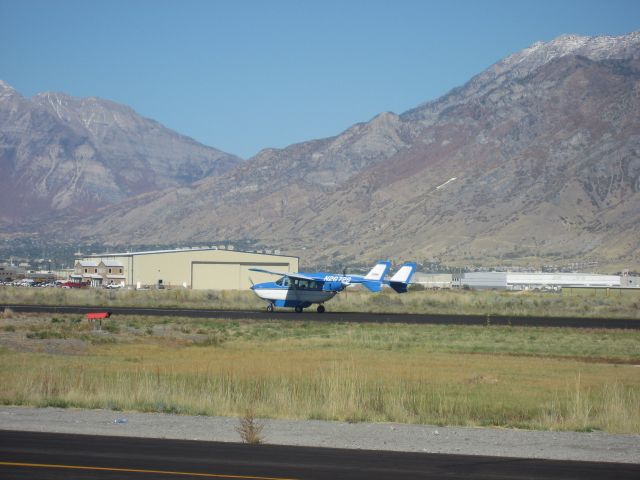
[412,273,453,288]
[461,272,622,290]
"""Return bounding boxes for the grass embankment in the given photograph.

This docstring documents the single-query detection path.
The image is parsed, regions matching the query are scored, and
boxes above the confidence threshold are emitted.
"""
[1,311,639,433]
[0,287,265,311]
[1,286,639,318]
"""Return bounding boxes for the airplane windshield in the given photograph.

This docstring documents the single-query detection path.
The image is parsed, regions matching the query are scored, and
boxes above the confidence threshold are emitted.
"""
[275,276,290,287]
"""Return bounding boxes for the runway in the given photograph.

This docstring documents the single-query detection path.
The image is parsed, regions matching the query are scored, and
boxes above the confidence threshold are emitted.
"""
[1,304,639,329]
[1,430,637,480]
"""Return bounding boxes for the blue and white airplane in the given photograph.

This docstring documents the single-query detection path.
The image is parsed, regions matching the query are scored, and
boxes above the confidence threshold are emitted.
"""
[249,261,416,313]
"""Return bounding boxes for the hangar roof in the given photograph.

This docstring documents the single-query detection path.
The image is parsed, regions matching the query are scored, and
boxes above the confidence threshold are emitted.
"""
[86,247,296,259]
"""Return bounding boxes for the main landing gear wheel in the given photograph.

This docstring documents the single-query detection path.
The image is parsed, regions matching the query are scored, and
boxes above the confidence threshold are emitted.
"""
[294,305,303,313]
[266,304,274,312]
[317,305,325,313]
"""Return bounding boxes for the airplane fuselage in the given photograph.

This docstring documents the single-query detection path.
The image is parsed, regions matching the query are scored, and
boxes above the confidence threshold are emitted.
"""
[252,283,337,308]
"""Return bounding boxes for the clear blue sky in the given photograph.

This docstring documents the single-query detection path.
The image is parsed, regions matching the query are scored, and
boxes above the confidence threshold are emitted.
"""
[1,0,639,158]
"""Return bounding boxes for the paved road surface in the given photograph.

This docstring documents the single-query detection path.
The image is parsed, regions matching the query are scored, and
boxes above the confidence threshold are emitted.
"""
[1,430,638,480]
[2,304,638,329]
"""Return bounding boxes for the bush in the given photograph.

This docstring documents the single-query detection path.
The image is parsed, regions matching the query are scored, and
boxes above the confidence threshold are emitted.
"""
[236,409,264,444]
[26,330,65,339]
[103,321,120,334]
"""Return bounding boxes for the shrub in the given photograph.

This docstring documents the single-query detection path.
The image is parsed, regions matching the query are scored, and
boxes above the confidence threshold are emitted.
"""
[236,409,264,444]
[103,321,120,334]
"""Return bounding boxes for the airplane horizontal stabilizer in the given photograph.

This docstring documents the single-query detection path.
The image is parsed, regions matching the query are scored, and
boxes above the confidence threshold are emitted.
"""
[361,280,383,293]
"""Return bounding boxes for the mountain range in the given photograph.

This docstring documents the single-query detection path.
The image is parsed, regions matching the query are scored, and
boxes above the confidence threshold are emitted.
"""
[1,31,639,271]
[0,81,241,227]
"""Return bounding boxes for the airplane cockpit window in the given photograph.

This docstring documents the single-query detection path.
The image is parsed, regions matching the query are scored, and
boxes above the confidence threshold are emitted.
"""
[274,277,324,289]
[292,279,319,289]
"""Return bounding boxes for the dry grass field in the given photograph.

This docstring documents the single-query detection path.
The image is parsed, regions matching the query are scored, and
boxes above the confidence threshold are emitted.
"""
[1,310,638,433]
[1,285,639,318]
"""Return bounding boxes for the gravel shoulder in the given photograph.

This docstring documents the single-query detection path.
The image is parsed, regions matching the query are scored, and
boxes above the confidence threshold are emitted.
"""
[1,406,638,464]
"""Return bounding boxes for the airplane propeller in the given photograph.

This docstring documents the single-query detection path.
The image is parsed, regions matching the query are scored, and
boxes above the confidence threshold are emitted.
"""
[342,267,348,297]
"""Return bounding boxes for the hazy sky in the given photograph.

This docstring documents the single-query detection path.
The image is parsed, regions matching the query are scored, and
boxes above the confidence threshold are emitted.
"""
[2,0,639,158]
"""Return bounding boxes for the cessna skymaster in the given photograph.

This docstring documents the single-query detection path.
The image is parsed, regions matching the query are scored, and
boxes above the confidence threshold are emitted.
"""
[249,261,416,313]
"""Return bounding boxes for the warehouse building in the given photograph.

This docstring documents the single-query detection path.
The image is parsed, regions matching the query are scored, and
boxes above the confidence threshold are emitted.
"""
[74,247,298,290]
[412,273,453,288]
[461,272,621,290]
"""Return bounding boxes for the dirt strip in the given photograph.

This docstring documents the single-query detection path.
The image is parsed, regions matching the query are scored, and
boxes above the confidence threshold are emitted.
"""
[1,406,638,464]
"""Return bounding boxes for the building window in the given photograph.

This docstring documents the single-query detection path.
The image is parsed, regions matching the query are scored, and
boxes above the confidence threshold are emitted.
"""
[84,268,87,273]
[119,268,123,274]
[94,268,98,273]
[108,268,112,274]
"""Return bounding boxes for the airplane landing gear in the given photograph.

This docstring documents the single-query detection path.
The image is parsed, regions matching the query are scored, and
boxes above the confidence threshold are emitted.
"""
[294,305,303,313]
[267,304,274,312]
[317,305,325,313]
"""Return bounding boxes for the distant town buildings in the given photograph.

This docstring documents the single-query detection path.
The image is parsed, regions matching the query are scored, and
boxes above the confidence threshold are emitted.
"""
[0,264,23,282]
[72,260,126,287]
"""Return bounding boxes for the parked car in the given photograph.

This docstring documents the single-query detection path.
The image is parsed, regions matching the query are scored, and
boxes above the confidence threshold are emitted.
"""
[60,281,88,288]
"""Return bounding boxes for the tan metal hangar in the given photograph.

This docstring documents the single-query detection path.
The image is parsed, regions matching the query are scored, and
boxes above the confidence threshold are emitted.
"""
[77,247,299,290]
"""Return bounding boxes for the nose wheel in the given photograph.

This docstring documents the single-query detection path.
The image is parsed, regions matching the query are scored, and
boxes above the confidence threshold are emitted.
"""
[294,305,303,313]
[266,304,274,312]
[317,305,325,313]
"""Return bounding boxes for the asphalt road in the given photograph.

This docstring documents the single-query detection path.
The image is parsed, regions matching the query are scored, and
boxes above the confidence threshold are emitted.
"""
[1,430,638,480]
[1,304,639,329]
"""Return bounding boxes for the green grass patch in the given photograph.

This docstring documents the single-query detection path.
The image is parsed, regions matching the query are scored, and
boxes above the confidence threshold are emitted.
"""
[0,313,639,433]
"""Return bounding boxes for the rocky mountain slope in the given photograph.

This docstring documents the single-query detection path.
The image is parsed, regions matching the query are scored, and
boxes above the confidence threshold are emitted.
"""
[8,32,640,270]
[0,82,241,227]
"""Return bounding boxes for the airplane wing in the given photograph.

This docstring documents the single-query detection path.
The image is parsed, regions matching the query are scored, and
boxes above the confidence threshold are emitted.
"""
[248,268,316,281]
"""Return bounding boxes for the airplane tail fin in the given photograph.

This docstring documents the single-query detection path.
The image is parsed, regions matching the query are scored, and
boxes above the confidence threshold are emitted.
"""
[389,262,416,293]
[361,261,391,292]
[364,261,391,281]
